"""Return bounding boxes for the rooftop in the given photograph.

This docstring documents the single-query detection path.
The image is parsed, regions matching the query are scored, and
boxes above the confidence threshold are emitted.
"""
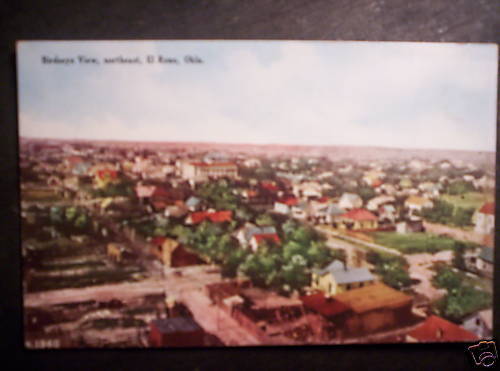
[334,283,412,314]
[341,208,378,221]
[479,202,495,215]
[151,317,203,334]
[479,246,494,264]
[240,288,302,310]
[408,315,478,342]
[315,260,374,285]
[300,292,350,317]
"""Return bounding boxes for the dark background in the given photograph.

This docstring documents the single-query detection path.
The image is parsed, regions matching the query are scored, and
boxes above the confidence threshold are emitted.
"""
[1,0,498,370]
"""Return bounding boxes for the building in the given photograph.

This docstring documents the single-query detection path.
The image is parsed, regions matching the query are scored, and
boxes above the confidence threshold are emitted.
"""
[236,223,277,247]
[406,315,477,342]
[311,260,375,296]
[181,161,237,182]
[273,197,299,215]
[462,309,493,339]
[474,202,495,235]
[477,246,494,278]
[149,317,205,347]
[404,196,433,214]
[339,208,378,230]
[150,237,204,268]
[185,210,232,225]
[334,282,413,336]
[249,233,281,252]
[338,193,363,210]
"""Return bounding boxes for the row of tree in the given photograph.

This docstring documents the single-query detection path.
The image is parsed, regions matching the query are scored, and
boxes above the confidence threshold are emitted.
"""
[419,199,475,227]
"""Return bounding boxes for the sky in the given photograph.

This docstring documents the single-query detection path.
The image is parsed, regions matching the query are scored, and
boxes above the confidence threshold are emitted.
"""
[17,41,498,152]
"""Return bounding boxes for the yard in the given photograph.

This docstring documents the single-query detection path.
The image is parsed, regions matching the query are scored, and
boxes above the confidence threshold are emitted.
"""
[370,232,460,254]
[440,192,493,210]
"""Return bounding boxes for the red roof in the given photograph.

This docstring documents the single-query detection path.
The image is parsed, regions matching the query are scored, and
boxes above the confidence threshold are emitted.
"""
[152,186,170,198]
[318,196,330,203]
[408,315,478,342]
[278,197,298,206]
[260,181,279,192]
[252,233,281,246]
[66,156,83,165]
[300,292,350,317]
[341,208,377,221]
[96,169,117,180]
[371,179,383,188]
[189,211,233,224]
[479,202,495,215]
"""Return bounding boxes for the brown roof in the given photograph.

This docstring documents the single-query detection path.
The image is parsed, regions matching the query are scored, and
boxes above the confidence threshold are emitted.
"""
[334,283,412,314]
[300,292,350,317]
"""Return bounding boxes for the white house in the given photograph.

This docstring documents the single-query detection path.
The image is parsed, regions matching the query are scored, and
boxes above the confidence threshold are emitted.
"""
[338,193,363,210]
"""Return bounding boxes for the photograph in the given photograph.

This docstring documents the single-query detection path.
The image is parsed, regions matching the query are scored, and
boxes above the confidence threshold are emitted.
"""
[17,40,496,348]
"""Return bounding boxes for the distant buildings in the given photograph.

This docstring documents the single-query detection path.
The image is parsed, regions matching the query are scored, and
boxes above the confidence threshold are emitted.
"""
[338,193,363,210]
[181,161,237,182]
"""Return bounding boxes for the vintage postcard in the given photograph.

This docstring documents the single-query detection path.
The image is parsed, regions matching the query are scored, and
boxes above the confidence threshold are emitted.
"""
[17,40,497,348]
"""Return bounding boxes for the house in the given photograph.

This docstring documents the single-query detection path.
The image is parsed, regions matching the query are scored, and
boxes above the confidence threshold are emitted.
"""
[325,204,345,225]
[477,246,494,278]
[338,193,363,210]
[273,197,299,215]
[185,196,202,211]
[418,182,441,198]
[339,208,378,230]
[185,210,232,225]
[135,183,156,203]
[473,175,495,191]
[366,195,395,211]
[378,204,397,224]
[181,161,237,182]
[249,233,281,252]
[404,196,433,215]
[149,317,205,347]
[396,219,424,234]
[236,223,277,247]
[334,282,413,336]
[311,260,375,296]
[406,315,477,342]
[164,203,188,218]
[362,170,385,187]
[151,237,204,268]
[473,202,494,235]
[399,177,413,189]
[462,309,493,339]
[291,201,308,220]
[307,199,331,223]
[293,181,322,199]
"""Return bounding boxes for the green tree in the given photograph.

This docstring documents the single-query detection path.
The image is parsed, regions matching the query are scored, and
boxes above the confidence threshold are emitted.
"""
[280,254,309,294]
[255,213,275,227]
[452,207,474,227]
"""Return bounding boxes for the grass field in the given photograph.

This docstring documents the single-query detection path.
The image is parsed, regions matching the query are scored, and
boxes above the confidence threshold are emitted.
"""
[371,232,459,254]
[440,192,493,210]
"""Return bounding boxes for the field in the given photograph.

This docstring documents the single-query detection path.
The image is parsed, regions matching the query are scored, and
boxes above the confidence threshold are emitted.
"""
[370,232,460,254]
[440,192,493,210]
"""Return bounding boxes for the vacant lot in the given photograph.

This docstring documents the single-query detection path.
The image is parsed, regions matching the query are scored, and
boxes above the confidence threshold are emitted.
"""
[440,192,493,210]
[370,232,459,254]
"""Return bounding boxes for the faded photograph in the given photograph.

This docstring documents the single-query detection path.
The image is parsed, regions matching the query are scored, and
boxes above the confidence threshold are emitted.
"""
[17,41,496,348]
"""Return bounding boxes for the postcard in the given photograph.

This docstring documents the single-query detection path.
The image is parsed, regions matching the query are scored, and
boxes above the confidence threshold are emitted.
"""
[17,40,497,348]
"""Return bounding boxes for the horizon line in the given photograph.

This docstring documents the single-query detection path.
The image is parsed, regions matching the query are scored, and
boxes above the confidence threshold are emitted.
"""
[19,136,496,154]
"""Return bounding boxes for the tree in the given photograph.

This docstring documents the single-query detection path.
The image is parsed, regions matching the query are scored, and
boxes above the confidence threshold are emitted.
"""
[280,255,309,295]
[255,213,275,227]
[357,186,376,202]
[221,249,249,278]
[452,242,467,270]
[446,181,474,195]
[452,207,474,227]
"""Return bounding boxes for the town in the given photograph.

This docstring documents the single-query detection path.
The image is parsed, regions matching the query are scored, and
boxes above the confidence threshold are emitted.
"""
[20,138,494,348]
